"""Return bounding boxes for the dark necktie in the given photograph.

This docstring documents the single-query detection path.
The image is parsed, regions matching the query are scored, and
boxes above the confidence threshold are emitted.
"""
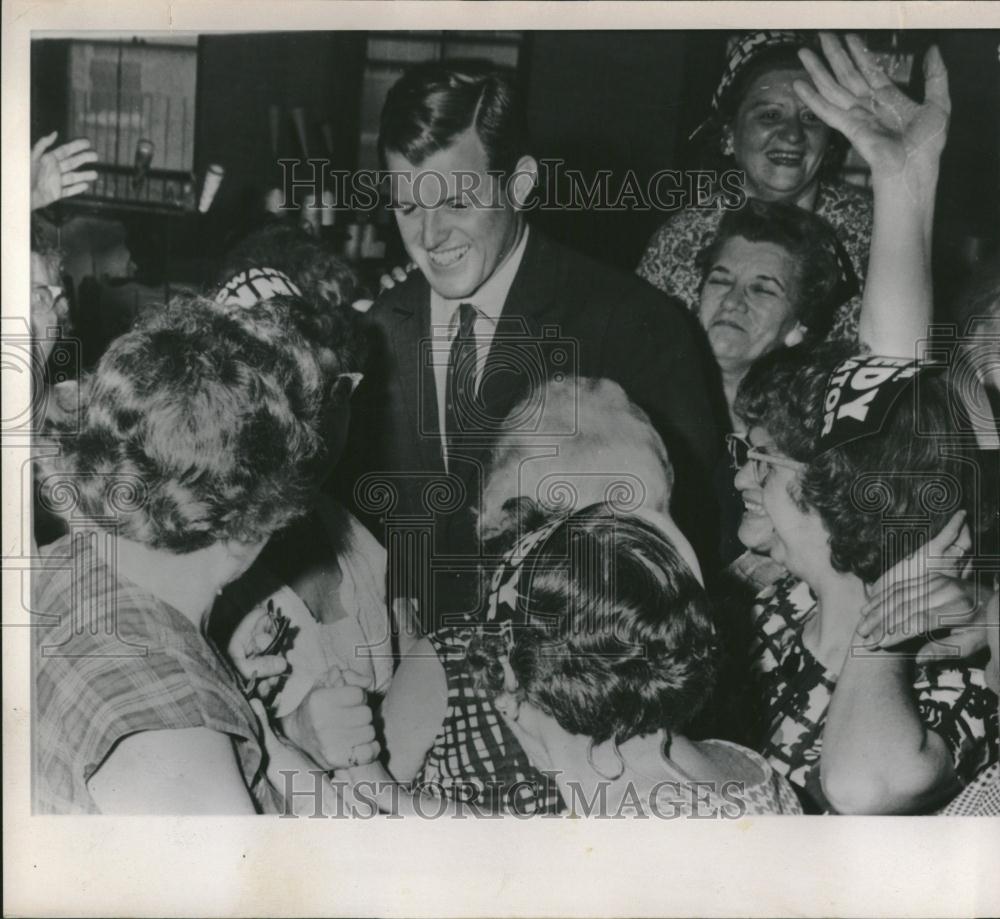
[444,302,479,461]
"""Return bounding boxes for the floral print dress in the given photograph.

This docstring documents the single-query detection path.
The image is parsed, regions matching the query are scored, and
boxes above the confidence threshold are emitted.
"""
[748,573,999,814]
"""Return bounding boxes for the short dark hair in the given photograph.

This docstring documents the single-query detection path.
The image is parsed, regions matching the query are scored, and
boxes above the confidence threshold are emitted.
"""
[40,296,329,553]
[214,222,367,376]
[468,500,718,743]
[378,60,529,176]
[734,344,972,584]
[697,198,845,339]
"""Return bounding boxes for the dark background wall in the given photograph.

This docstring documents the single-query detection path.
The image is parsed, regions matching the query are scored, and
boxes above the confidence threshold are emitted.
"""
[31,30,1000,304]
[523,31,722,270]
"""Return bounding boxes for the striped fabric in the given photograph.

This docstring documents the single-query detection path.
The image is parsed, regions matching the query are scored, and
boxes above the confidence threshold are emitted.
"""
[414,626,563,815]
[32,534,280,814]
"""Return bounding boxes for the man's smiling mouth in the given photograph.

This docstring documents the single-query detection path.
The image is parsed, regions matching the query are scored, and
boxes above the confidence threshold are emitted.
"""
[427,244,471,268]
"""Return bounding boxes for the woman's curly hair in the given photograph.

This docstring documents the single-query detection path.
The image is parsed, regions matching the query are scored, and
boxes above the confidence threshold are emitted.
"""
[735,344,973,584]
[468,499,718,744]
[214,221,368,376]
[38,295,329,553]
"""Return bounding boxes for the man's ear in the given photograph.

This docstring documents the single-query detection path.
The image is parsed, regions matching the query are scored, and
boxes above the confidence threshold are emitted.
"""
[508,155,538,210]
[783,322,807,348]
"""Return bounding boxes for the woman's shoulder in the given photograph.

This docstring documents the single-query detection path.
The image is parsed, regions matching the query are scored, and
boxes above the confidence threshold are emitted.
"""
[33,557,264,812]
[637,205,724,301]
[35,545,254,740]
[699,739,803,814]
[645,205,724,246]
[817,180,875,223]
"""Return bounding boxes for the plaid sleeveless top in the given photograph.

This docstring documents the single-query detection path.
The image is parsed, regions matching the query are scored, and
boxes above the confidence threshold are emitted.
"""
[413,625,563,815]
[32,535,280,814]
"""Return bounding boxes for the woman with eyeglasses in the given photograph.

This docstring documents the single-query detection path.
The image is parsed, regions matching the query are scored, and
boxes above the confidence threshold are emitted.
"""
[729,344,997,814]
[712,33,950,577]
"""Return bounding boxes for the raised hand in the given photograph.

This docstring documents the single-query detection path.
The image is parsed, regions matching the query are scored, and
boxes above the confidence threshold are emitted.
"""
[794,33,950,186]
[31,132,99,210]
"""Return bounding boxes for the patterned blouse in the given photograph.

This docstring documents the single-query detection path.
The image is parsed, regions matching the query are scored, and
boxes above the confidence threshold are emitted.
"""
[636,181,874,342]
[749,574,999,814]
[33,535,280,814]
[414,625,563,815]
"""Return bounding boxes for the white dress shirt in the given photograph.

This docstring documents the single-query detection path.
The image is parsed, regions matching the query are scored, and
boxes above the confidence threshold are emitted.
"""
[430,225,530,468]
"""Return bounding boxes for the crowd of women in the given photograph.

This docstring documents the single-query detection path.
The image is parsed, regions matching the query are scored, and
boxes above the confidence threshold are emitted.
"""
[30,32,998,816]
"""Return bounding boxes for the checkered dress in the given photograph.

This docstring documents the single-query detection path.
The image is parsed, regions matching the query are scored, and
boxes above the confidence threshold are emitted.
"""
[32,535,280,814]
[749,573,999,814]
[939,763,1000,816]
[413,626,563,815]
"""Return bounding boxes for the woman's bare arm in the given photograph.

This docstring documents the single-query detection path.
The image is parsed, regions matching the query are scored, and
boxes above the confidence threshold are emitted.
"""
[796,33,950,358]
[87,728,258,814]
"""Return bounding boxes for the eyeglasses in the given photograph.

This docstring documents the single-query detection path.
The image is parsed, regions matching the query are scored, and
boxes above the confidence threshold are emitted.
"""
[726,433,804,486]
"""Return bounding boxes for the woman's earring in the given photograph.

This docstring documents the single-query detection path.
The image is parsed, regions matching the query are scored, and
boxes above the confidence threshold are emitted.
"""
[721,133,735,157]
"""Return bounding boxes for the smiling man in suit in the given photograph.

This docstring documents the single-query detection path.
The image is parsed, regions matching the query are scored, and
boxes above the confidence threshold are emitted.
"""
[341,61,723,631]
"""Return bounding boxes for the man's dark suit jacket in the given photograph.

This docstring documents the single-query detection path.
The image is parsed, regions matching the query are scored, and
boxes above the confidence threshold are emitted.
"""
[338,228,725,630]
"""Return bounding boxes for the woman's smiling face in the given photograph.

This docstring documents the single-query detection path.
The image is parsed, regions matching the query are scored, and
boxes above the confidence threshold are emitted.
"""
[730,68,832,206]
[734,425,779,554]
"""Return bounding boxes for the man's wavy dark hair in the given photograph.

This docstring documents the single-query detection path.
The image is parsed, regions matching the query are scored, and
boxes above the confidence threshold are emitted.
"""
[378,60,529,178]
[468,499,718,744]
[734,343,973,584]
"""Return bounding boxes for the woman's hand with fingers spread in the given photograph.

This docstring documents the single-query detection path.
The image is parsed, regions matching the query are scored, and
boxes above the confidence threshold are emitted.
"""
[793,33,950,187]
[31,132,99,210]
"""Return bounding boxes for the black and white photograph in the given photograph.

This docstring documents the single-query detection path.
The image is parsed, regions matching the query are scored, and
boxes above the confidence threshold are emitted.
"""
[4,1,1000,916]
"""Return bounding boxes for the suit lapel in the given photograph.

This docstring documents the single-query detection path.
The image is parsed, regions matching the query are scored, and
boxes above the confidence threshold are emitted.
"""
[478,229,566,423]
[388,275,445,475]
